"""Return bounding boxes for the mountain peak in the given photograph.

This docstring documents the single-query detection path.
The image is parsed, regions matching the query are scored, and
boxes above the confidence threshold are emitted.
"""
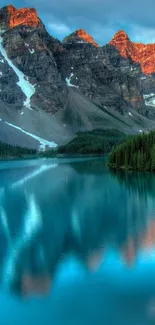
[109,29,155,75]
[63,28,99,47]
[108,30,131,59]
[109,30,130,44]
[0,5,42,29]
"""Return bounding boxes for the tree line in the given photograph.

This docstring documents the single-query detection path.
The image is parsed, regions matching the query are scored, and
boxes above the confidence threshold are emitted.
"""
[0,141,36,159]
[108,130,155,171]
[58,129,125,155]
[0,128,125,159]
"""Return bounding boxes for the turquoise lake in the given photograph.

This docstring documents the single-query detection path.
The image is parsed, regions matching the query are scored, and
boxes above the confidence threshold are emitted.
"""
[0,157,155,325]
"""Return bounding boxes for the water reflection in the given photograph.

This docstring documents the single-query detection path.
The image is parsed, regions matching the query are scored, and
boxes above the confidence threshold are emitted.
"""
[110,168,155,200]
[0,158,155,298]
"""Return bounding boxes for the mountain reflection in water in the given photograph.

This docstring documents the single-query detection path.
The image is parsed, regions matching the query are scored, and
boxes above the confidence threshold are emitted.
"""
[0,158,155,306]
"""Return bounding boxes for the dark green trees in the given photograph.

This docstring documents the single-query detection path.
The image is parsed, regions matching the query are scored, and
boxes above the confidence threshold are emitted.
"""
[108,131,155,172]
[151,145,155,171]
[0,141,36,159]
[58,129,125,155]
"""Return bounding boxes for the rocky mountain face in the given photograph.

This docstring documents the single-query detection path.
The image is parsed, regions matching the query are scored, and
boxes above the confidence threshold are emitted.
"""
[1,5,67,114]
[0,5,155,149]
[109,30,155,75]
[109,30,155,114]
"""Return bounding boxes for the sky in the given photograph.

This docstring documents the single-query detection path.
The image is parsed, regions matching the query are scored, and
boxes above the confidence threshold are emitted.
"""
[1,0,155,45]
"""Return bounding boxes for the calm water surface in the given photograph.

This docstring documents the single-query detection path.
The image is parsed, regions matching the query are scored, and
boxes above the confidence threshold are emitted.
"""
[0,157,155,325]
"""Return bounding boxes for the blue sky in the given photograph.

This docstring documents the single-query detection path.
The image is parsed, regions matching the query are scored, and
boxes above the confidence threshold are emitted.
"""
[1,0,155,45]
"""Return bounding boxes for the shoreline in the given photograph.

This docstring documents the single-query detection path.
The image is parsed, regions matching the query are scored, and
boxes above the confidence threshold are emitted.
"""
[0,153,105,162]
[108,164,152,172]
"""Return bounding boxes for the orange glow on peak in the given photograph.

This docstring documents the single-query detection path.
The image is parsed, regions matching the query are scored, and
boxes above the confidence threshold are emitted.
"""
[109,30,155,75]
[7,5,41,28]
[74,29,99,47]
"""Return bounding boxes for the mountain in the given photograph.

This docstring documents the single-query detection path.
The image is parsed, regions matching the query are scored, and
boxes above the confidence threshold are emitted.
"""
[109,30,155,75]
[109,30,155,114]
[0,5,155,150]
[63,29,99,47]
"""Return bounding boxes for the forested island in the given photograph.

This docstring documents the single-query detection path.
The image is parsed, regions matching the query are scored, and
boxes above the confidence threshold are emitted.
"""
[108,130,155,171]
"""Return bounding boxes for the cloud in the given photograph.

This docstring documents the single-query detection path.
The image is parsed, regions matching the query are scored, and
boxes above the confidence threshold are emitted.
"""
[129,25,155,44]
[48,22,72,38]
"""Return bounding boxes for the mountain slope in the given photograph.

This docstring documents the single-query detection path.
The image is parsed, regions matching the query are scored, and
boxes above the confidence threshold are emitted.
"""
[0,5,155,149]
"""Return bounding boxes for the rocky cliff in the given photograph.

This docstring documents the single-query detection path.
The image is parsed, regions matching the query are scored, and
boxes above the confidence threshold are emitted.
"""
[109,30,155,116]
[109,30,155,75]
[0,5,155,149]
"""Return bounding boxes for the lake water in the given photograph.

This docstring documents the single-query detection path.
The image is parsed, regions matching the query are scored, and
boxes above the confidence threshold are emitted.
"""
[0,157,155,325]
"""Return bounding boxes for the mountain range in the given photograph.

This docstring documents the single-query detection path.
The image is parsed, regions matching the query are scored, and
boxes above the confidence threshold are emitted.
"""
[1,5,155,149]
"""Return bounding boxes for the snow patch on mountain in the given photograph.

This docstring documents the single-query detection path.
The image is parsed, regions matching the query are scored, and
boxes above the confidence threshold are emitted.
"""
[143,93,155,107]
[66,72,79,88]
[0,32,35,110]
[5,122,57,150]
[29,49,35,54]
[77,40,88,44]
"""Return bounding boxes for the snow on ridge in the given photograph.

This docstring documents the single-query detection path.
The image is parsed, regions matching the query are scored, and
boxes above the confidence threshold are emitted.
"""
[0,32,35,110]
[29,49,35,54]
[5,121,57,150]
[77,40,88,44]
[66,72,79,88]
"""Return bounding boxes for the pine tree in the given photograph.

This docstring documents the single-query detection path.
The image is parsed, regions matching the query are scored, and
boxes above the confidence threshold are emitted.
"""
[151,145,155,171]
[137,150,141,170]
[133,152,138,170]
[125,147,130,168]
[139,150,144,171]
